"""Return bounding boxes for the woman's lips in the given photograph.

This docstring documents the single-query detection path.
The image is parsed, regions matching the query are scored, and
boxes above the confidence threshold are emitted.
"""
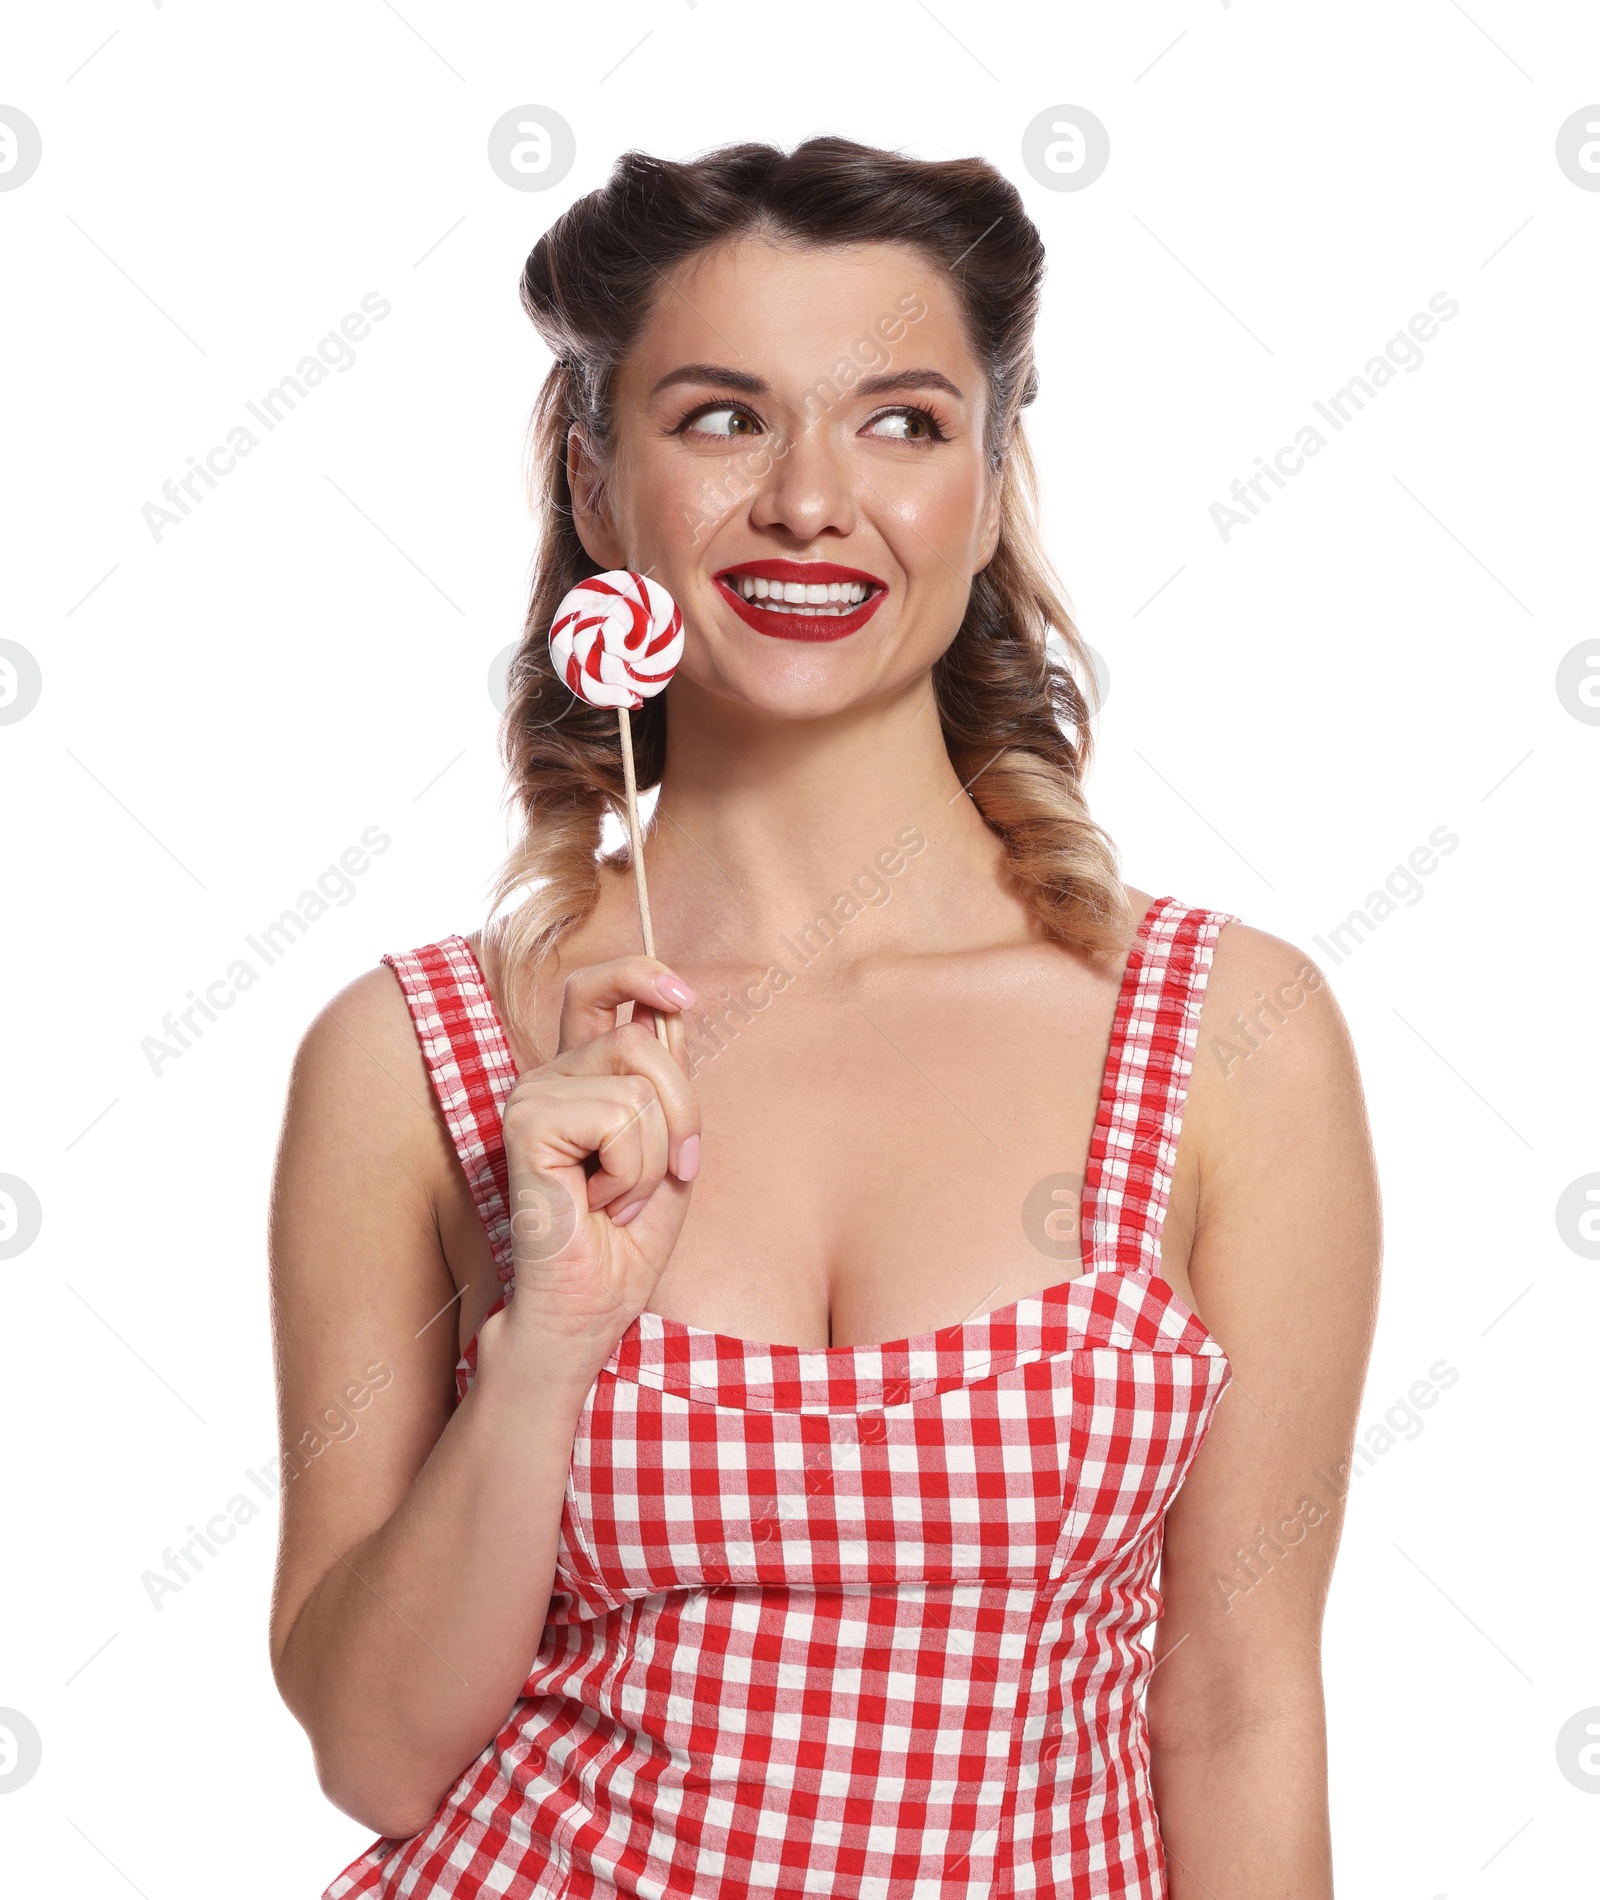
[712,573,886,643]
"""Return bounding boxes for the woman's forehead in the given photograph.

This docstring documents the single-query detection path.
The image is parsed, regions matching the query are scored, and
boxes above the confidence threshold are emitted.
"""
[623,238,975,391]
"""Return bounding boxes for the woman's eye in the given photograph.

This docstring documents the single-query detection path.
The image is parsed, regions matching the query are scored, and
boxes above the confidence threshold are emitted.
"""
[684,403,759,438]
[865,408,943,442]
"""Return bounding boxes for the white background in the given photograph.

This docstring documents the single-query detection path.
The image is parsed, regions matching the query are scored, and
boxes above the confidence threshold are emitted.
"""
[2,2,1597,1895]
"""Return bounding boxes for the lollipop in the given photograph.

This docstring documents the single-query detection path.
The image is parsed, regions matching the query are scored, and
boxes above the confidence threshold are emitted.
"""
[548,569,683,711]
[548,570,684,1045]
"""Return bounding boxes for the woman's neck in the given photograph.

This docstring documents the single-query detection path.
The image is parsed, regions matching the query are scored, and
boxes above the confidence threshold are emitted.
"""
[600,678,1033,973]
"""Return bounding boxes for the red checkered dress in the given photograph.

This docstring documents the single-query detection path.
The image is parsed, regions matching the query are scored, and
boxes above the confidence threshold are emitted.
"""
[324,895,1236,1900]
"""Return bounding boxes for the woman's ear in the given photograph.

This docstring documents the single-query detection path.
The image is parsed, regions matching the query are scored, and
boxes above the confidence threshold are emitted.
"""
[974,455,1003,574]
[567,425,625,569]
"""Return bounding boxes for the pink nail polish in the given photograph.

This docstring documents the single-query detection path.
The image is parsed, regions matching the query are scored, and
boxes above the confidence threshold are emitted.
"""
[611,1199,647,1226]
[675,1134,700,1182]
[656,973,696,1006]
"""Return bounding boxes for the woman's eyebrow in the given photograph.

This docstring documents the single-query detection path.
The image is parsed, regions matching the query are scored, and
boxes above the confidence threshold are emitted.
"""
[649,363,766,399]
[648,363,965,401]
[854,368,965,401]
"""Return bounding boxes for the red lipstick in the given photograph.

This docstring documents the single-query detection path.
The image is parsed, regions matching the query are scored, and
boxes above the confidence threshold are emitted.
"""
[712,558,887,643]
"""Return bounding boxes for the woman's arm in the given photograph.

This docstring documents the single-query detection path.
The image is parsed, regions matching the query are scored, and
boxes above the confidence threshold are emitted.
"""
[267,966,596,1839]
[267,955,700,1840]
[1147,925,1382,1897]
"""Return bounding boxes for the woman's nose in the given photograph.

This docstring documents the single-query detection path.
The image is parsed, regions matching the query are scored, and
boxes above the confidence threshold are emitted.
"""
[747,418,858,542]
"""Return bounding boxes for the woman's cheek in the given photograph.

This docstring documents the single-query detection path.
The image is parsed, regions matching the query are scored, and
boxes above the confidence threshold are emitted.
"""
[647,451,757,553]
[883,467,988,587]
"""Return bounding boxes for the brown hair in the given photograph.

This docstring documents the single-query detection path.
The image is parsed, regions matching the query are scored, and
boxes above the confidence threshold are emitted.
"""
[481,135,1129,1047]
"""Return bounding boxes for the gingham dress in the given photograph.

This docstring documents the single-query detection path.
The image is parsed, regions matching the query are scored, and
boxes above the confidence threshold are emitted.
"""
[324,895,1236,1900]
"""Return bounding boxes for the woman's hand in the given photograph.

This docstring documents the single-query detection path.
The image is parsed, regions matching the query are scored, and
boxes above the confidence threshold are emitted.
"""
[490,955,701,1385]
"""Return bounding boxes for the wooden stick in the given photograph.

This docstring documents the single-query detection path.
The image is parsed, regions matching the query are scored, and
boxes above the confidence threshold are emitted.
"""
[617,705,671,1047]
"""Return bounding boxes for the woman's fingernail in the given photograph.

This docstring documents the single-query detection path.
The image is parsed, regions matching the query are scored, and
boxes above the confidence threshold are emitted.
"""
[655,973,696,1006]
[611,1198,648,1226]
[675,1134,700,1182]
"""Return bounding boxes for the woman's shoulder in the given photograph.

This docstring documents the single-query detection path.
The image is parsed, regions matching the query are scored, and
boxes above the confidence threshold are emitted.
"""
[1128,884,1322,1004]
[1174,899,1368,1165]
[281,951,458,1197]
[1163,894,1379,1375]
[296,947,433,1070]
[1190,907,1336,1044]
[1114,882,1360,1145]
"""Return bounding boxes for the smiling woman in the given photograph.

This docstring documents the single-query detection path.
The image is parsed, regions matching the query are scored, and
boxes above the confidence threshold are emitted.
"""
[268,136,1380,1900]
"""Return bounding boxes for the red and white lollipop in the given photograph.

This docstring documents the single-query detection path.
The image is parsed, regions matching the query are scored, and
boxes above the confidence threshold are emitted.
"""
[547,569,685,1045]
[549,569,683,711]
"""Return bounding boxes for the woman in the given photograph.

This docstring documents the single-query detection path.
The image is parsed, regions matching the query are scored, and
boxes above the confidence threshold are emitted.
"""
[269,137,1380,1899]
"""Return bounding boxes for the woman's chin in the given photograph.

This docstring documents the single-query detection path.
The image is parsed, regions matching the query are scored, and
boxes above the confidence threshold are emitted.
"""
[686,667,886,726]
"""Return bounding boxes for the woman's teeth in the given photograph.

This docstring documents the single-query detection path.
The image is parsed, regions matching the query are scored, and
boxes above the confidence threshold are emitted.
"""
[729,575,872,616]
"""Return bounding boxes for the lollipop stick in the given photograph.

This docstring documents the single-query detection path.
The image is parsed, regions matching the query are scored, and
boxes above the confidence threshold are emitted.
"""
[616,705,671,1047]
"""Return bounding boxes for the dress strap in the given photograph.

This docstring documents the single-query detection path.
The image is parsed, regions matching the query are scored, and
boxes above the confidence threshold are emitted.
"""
[1083,897,1239,1283]
[381,935,520,1288]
